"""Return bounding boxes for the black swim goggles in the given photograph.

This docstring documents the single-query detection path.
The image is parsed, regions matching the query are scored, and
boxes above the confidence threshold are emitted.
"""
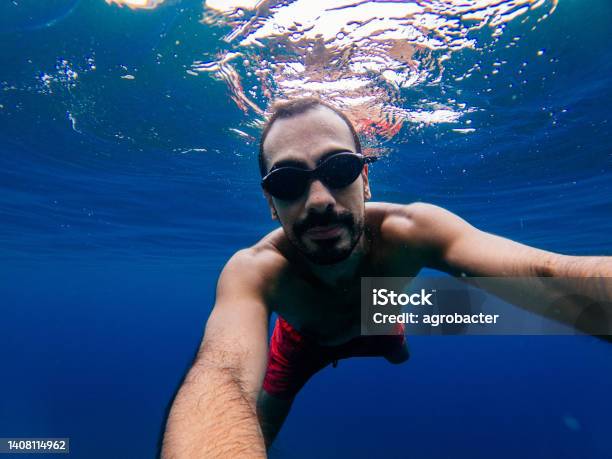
[261,152,378,201]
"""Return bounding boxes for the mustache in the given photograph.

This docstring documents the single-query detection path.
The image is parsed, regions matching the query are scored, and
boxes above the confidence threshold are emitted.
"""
[294,209,354,235]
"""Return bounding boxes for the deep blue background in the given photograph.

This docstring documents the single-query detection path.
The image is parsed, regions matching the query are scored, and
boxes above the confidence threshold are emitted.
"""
[1,0,611,458]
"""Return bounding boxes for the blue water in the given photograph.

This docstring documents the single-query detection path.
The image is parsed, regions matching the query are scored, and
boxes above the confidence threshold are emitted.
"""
[1,0,611,458]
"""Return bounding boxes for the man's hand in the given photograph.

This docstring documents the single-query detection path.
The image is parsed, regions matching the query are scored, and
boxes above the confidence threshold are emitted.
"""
[161,250,270,459]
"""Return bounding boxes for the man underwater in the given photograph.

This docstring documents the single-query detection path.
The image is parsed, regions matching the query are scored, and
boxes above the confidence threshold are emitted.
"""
[161,97,611,458]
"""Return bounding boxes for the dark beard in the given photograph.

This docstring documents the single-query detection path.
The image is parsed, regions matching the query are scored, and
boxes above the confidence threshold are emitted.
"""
[301,236,356,265]
[291,208,364,265]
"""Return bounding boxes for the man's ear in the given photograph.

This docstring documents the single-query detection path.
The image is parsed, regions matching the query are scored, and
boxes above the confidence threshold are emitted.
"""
[263,190,279,220]
[362,164,372,201]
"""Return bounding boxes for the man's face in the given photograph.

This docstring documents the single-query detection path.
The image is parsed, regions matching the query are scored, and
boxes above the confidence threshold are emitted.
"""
[262,106,371,265]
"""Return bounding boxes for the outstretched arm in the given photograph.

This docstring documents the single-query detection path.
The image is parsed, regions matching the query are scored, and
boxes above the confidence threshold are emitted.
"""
[381,202,612,337]
[161,251,270,459]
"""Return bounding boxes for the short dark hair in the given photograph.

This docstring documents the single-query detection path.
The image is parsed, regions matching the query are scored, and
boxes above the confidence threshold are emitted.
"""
[258,97,362,177]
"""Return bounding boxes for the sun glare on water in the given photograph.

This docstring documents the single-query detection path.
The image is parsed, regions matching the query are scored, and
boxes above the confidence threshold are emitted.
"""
[197,0,557,139]
[105,0,558,141]
[105,0,165,9]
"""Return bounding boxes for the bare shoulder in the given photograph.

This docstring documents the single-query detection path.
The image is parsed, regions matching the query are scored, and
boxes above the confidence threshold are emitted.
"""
[367,201,474,249]
[218,228,290,300]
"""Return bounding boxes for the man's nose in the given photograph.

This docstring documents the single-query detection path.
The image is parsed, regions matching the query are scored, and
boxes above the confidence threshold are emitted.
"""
[304,179,336,212]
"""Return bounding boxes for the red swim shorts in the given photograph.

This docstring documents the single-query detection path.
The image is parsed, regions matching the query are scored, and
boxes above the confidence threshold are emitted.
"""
[262,316,406,400]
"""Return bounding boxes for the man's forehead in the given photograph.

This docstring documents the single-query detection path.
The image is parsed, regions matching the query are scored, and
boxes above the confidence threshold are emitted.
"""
[263,106,356,164]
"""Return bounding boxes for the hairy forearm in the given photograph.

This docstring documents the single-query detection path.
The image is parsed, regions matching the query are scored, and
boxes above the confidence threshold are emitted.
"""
[161,360,266,459]
[542,255,612,339]
[481,254,612,339]
[544,254,612,279]
[448,248,612,339]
